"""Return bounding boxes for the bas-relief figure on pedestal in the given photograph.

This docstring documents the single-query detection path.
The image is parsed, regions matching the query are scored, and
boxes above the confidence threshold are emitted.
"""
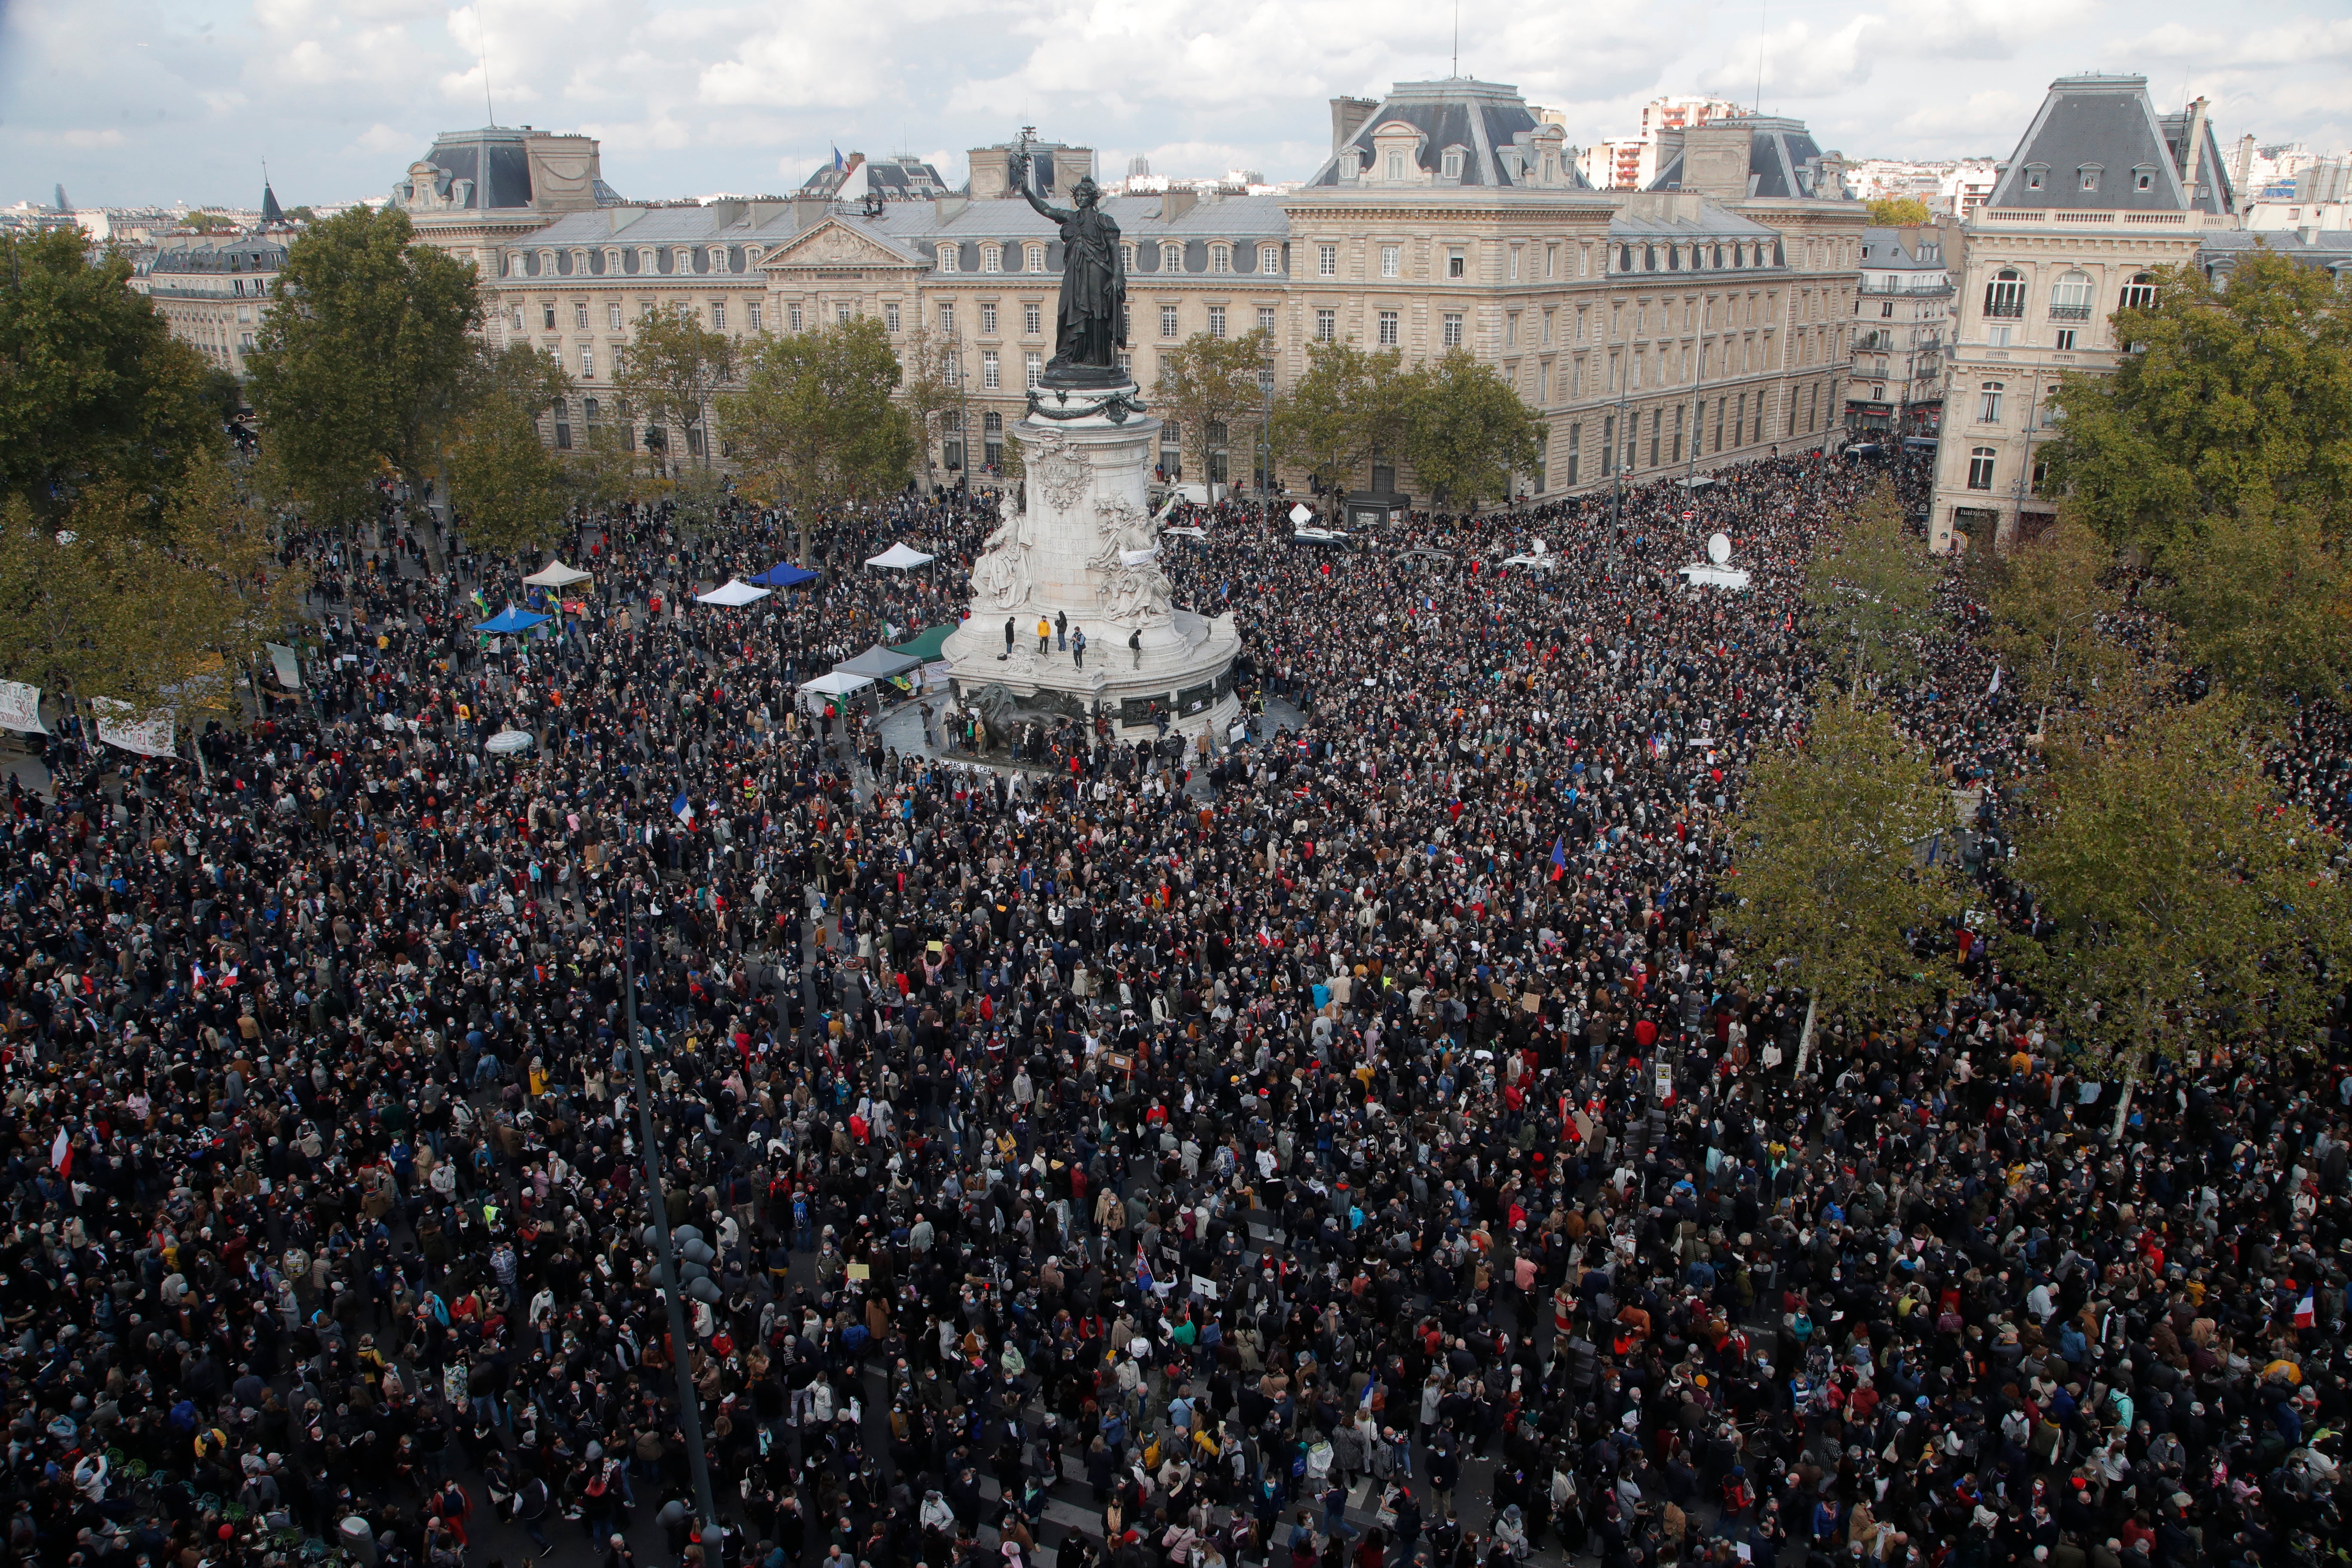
[971,498,1032,611]
[1088,492,1173,623]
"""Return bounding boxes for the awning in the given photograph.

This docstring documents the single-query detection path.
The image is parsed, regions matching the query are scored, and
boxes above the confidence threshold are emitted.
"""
[833,644,924,681]
[475,605,550,634]
[521,560,592,588]
[749,562,819,587]
[888,624,957,662]
[798,671,874,697]
[864,543,935,570]
[695,578,772,606]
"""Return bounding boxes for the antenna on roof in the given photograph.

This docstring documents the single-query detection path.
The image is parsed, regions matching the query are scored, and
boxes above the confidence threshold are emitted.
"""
[476,1,497,128]
[1755,0,1767,115]
[1452,0,1460,77]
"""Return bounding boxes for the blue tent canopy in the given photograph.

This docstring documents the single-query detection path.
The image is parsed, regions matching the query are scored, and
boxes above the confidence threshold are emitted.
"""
[475,605,551,634]
[749,563,819,588]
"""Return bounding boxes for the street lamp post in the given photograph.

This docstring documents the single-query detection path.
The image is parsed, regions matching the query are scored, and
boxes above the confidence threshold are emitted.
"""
[619,880,724,1545]
[1609,379,1632,531]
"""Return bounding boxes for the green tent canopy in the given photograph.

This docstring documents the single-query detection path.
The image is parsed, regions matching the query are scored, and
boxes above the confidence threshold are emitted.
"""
[888,623,957,662]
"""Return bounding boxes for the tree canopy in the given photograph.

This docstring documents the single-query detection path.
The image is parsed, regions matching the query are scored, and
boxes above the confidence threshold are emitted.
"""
[1724,692,1965,1028]
[1154,331,1271,493]
[615,302,734,474]
[1271,341,1411,513]
[0,229,224,522]
[1865,196,1932,227]
[2043,250,2352,560]
[1804,480,1939,676]
[719,315,914,563]
[244,204,481,524]
[1401,349,1542,511]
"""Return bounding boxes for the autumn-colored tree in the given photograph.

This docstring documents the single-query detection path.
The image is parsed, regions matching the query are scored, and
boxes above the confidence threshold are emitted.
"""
[616,302,735,475]
[1155,330,1271,495]
[1804,481,1940,676]
[720,316,914,564]
[1400,349,1542,512]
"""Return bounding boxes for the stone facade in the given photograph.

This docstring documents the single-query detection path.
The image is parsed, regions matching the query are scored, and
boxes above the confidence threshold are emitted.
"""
[133,233,288,380]
[398,83,1865,502]
[1928,78,2238,553]
[1841,224,1953,439]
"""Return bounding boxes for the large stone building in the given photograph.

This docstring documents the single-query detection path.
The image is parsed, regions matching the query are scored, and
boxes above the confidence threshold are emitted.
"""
[130,184,293,379]
[1841,224,1952,439]
[395,81,1865,504]
[1928,77,2238,553]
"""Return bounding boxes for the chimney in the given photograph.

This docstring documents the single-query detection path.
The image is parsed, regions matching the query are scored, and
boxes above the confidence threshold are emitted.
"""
[2177,96,2208,201]
[1681,120,1755,201]
[1161,189,1198,222]
[1330,97,1377,155]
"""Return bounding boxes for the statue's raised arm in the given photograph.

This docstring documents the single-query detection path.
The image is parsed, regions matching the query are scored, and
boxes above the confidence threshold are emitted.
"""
[1009,152,1070,224]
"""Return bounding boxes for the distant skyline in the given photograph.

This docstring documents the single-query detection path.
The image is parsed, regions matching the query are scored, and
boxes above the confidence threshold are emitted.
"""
[4,0,2349,211]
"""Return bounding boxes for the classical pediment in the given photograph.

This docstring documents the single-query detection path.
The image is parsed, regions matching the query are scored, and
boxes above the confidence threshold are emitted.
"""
[766,219,925,271]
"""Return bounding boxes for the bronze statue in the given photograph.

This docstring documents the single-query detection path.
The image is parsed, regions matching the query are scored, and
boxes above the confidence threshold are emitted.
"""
[1011,150,1127,377]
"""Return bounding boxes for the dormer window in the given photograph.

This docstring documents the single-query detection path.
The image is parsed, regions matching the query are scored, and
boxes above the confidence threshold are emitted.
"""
[1164,242,1183,271]
[982,245,1002,273]
[2134,165,2157,192]
[937,245,959,273]
[1441,148,1464,180]
[1210,244,1231,275]
[1386,152,1405,181]
[1026,244,1045,271]
[2024,163,2048,191]
[2078,164,2102,193]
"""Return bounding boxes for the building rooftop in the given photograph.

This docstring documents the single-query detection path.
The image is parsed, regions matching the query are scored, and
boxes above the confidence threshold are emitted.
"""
[396,126,626,213]
[1304,79,1594,192]
[1981,76,2236,216]
[1858,226,1946,270]
[1648,114,1834,199]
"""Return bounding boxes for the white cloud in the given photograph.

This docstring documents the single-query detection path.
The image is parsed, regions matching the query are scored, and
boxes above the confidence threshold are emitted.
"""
[1700,17,1879,103]
[4,0,2349,209]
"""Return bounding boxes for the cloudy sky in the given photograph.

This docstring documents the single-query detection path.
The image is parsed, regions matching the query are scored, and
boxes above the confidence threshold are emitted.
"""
[4,0,2347,210]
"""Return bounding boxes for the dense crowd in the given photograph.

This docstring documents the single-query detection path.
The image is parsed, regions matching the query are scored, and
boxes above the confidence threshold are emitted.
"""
[3,447,2346,1568]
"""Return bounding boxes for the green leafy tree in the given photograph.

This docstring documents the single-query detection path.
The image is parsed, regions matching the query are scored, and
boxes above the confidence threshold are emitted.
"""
[2151,510,2351,703]
[450,395,572,557]
[1805,481,1940,676]
[1271,340,1413,515]
[616,302,735,475]
[0,229,224,521]
[244,204,482,524]
[1725,692,1966,1068]
[567,424,650,510]
[2012,695,2352,1127]
[2042,250,2352,560]
[1154,330,1271,495]
[895,327,962,493]
[1401,349,1540,511]
[0,490,160,731]
[1978,520,2137,727]
[719,315,914,564]
[1866,196,1932,226]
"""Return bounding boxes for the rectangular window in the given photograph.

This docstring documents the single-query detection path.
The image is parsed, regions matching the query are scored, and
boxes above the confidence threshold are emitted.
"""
[1318,244,1338,277]
[580,345,594,379]
[511,306,526,332]
[574,303,589,329]
[1753,395,1764,444]
[885,302,900,332]
[2055,328,2076,352]
[543,304,556,330]
[983,246,1001,274]
[983,351,1000,390]
[1161,304,1179,339]
[1671,404,1684,462]
[747,302,762,331]
[584,398,600,423]
[607,303,623,331]
[981,303,998,334]
[1381,245,1400,278]
[1732,393,1745,447]
[1601,415,1616,476]
[1978,383,2003,423]
[1447,248,1466,279]
[554,420,572,451]
[1648,412,1660,468]
[939,303,956,333]
[710,302,726,331]
[1546,243,1559,279]
[789,303,803,331]
[1713,398,1724,453]
[942,354,959,387]
[1025,352,1042,388]
[835,303,850,325]
[1378,310,1399,346]
[1316,308,1337,342]
[1538,361,1549,402]
[1211,247,1231,275]
[1565,425,1580,485]
[1506,313,1519,349]
[1025,303,1042,336]
[1508,247,1521,282]
[1441,313,1464,348]
[1208,306,1227,339]
[1259,306,1276,336]
[1543,309,1555,346]
[1967,448,1996,489]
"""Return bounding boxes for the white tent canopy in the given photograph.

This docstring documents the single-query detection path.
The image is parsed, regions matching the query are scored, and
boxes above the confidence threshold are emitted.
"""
[695,578,772,606]
[864,543,935,570]
[522,560,592,588]
[798,671,874,697]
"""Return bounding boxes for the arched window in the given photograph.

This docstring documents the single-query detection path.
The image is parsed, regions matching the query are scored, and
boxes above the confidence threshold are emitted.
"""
[1977,381,2005,423]
[1644,245,1658,271]
[1618,244,1634,273]
[2049,270,2092,320]
[1712,245,1724,269]
[1985,268,2024,318]
[2119,272,2158,311]
[1967,447,1997,490]
[1667,245,1681,270]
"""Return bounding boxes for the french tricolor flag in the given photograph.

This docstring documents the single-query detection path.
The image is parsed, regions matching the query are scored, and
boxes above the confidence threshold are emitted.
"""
[51,1127,71,1181]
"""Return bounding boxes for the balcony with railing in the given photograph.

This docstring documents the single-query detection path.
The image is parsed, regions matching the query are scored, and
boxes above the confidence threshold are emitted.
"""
[1985,299,2025,318]
[2048,303,2092,320]
[1857,278,1954,297]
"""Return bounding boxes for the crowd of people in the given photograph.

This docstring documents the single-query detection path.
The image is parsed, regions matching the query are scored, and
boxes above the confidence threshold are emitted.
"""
[2,445,2346,1568]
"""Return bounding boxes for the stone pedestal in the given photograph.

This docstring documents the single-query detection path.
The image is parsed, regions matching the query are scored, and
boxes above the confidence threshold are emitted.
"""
[943,379,1240,739]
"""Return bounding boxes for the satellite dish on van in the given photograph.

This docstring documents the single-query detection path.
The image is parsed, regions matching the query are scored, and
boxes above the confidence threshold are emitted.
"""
[1707,532,1732,566]
[1531,538,1548,555]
